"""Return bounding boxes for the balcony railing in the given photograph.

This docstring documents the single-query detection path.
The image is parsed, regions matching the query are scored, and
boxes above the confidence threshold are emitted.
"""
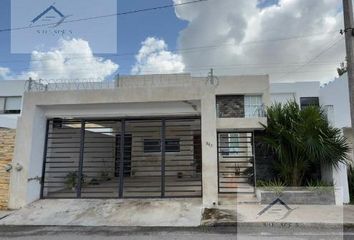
[246,104,267,118]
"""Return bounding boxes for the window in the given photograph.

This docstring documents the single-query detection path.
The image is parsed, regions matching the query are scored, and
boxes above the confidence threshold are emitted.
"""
[216,95,245,118]
[244,95,263,118]
[227,133,240,156]
[143,139,180,153]
[144,139,161,153]
[165,139,180,152]
[220,133,239,156]
[0,96,22,114]
[300,97,319,109]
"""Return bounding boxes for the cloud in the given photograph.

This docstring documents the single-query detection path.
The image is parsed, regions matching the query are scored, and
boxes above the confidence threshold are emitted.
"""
[174,0,344,83]
[26,38,118,81]
[131,37,185,75]
[11,38,118,81]
[0,67,12,80]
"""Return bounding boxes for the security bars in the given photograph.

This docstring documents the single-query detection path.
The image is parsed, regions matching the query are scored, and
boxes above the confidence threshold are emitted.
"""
[41,117,202,199]
[217,132,255,194]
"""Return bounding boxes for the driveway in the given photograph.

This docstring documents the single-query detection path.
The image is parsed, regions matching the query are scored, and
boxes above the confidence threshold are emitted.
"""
[0,199,203,227]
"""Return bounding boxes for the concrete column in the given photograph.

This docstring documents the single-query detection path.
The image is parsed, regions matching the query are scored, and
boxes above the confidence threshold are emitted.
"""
[201,89,218,208]
[332,163,350,205]
[321,163,350,205]
[8,105,46,209]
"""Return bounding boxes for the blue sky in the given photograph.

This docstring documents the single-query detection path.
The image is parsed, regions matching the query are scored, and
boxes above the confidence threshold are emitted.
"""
[0,0,342,83]
[0,0,187,76]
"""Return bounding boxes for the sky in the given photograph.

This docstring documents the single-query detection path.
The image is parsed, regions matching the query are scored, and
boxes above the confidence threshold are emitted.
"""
[0,0,347,83]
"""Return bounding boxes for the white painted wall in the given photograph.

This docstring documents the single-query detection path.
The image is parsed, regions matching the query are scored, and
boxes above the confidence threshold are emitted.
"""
[0,80,26,129]
[0,80,26,96]
[320,73,351,129]
[320,73,351,204]
[270,81,320,105]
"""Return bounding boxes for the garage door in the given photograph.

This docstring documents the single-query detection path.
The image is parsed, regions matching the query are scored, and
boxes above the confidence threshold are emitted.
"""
[41,117,202,199]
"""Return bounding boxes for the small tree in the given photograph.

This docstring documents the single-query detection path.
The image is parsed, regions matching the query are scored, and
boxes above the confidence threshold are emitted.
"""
[260,101,350,186]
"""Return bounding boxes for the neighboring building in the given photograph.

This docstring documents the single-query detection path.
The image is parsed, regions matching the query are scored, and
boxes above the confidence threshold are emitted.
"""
[320,73,352,204]
[8,74,270,209]
[320,73,351,131]
[270,79,351,204]
[270,81,321,107]
[0,80,26,129]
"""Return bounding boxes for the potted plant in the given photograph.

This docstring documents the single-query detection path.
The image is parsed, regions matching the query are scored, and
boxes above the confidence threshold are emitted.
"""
[65,171,85,191]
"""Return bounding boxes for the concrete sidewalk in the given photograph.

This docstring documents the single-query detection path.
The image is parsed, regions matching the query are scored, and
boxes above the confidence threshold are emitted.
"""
[0,199,203,227]
[1,199,354,228]
[202,204,354,227]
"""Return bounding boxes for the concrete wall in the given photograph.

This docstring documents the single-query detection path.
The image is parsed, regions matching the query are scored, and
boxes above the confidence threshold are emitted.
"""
[0,128,16,209]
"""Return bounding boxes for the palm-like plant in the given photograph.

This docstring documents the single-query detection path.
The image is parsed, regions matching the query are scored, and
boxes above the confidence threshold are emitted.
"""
[260,101,350,186]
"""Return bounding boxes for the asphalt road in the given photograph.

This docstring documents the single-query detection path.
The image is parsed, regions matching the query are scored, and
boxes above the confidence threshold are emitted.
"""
[0,226,354,240]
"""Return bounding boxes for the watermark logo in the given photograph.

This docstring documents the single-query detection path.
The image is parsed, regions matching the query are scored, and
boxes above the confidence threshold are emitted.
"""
[11,0,117,54]
[30,3,73,36]
[257,198,293,220]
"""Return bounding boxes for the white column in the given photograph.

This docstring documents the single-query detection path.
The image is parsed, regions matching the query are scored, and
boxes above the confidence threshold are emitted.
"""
[201,89,218,208]
[8,105,46,209]
[333,163,350,205]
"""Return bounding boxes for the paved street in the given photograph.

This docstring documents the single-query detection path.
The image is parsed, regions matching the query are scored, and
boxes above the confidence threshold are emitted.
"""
[0,226,354,240]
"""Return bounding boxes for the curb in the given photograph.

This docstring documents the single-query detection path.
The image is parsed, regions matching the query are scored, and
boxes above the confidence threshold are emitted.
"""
[214,221,353,227]
[0,222,354,233]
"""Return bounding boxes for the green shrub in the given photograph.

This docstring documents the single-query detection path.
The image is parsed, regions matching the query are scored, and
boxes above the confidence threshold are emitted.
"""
[260,101,350,186]
[257,179,286,194]
[306,179,334,193]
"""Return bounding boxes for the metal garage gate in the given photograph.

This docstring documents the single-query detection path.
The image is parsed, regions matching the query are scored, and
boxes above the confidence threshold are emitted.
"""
[41,117,202,199]
[217,132,255,194]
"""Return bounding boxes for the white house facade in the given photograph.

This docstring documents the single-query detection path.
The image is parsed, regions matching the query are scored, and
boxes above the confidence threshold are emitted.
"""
[8,74,270,209]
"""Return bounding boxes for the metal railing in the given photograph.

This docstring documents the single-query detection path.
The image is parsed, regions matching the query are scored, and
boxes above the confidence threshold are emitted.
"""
[247,104,267,118]
[217,104,267,118]
[42,117,202,199]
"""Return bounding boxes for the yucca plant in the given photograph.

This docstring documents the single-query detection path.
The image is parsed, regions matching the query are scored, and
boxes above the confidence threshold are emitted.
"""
[260,101,350,186]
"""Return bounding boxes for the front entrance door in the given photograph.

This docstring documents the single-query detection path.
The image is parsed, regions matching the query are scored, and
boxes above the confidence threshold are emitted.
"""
[217,132,255,194]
